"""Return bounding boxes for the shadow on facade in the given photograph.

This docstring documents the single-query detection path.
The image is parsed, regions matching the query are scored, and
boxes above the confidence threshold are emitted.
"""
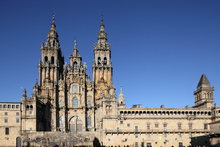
[191,135,210,147]
[93,137,101,147]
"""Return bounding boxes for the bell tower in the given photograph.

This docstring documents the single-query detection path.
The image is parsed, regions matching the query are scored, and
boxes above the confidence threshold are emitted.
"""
[194,74,214,108]
[37,15,64,131]
[38,15,64,98]
[93,17,114,100]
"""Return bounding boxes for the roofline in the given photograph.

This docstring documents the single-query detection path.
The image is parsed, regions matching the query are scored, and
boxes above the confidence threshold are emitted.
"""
[0,102,21,104]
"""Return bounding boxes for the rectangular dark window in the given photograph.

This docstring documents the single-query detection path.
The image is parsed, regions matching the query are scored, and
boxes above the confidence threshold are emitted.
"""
[147,123,150,129]
[135,126,138,132]
[155,123,159,128]
[189,123,192,130]
[16,105,19,109]
[16,118,19,123]
[4,118,8,123]
[127,123,130,127]
[5,128,9,135]
[120,120,123,124]
[16,112,19,116]
[4,112,8,116]
[163,123,167,129]
[135,142,138,147]
[204,124,208,130]
[178,123,182,130]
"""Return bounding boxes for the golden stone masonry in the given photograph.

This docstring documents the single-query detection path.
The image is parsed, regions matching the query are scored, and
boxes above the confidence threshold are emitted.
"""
[0,16,220,147]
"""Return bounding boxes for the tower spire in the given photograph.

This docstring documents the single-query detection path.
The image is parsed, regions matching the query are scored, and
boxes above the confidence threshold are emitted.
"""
[118,88,125,108]
[194,74,214,108]
[73,40,79,57]
[197,74,211,89]
[44,14,60,49]
[97,16,107,44]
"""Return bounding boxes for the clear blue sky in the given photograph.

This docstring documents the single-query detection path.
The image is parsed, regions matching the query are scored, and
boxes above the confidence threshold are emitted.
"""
[0,0,220,108]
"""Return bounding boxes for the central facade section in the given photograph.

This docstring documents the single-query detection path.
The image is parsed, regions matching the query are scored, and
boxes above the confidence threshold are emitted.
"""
[21,16,118,134]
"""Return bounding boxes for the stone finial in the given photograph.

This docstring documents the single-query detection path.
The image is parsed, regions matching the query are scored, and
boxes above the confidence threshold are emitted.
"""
[23,89,27,97]
[52,13,55,24]
[74,40,77,49]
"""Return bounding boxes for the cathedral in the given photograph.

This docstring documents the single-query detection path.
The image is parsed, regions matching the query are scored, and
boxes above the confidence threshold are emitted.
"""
[0,16,220,147]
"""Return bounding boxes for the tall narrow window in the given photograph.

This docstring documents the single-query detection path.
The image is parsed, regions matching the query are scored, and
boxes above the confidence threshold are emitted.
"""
[147,123,150,129]
[189,123,192,130]
[5,128,9,135]
[87,100,91,107]
[178,123,182,130]
[72,97,78,108]
[51,56,54,64]
[4,118,8,123]
[204,124,208,130]
[44,56,48,62]
[98,57,101,65]
[103,57,107,65]
[87,116,91,126]
[135,126,138,132]
[73,62,77,70]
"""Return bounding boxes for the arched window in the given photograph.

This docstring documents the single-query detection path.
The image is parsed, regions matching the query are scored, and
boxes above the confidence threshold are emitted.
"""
[72,97,78,108]
[51,56,54,64]
[30,105,33,110]
[73,61,77,70]
[26,105,29,110]
[44,56,48,62]
[87,116,91,126]
[69,116,82,132]
[98,57,101,65]
[103,57,107,65]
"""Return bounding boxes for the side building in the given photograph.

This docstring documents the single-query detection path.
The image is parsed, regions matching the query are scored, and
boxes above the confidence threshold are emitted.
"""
[0,16,220,147]
[0,102,21,146]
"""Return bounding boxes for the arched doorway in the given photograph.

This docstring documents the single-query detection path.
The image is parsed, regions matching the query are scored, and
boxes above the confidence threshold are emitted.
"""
[16,137,21,147]
[69,116,82,133]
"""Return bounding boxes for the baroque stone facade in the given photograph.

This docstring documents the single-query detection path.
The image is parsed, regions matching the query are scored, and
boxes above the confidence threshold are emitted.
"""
[0,16,220,147]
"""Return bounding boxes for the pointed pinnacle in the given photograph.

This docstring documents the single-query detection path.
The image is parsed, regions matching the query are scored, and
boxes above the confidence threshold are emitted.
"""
[74,40,77,49]
[101,15,104,24]
[52,13,55,24]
